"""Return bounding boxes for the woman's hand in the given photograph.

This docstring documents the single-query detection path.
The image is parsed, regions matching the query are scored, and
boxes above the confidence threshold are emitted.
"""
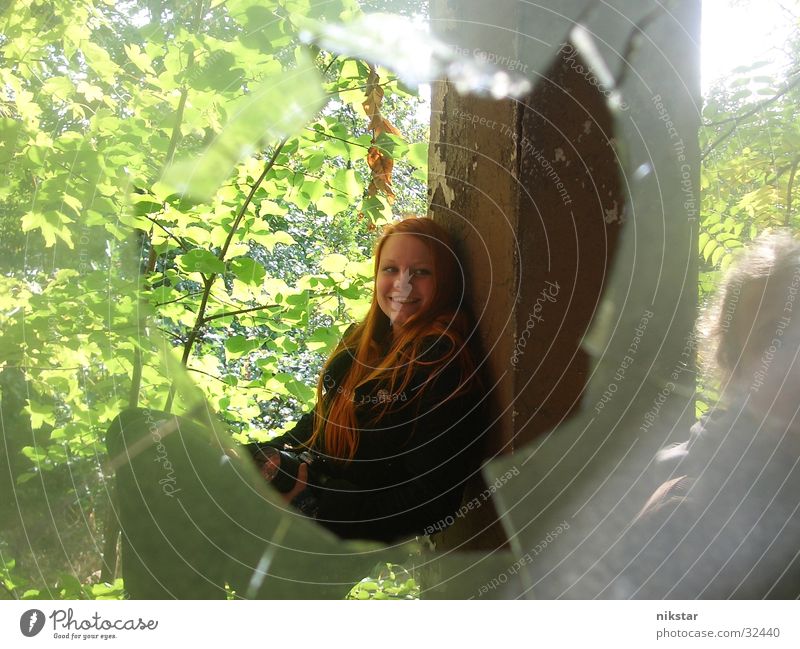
[281,462,308,504]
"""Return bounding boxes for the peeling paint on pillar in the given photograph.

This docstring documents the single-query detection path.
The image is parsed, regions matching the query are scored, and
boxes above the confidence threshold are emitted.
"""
[428,0,523,552]
[429,82,456,209]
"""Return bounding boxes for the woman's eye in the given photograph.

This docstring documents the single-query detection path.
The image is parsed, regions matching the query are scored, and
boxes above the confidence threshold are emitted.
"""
[381,266,396,273]
[413,269,431,276]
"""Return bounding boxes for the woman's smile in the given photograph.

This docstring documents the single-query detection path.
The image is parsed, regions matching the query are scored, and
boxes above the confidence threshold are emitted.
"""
[376,233,435,328]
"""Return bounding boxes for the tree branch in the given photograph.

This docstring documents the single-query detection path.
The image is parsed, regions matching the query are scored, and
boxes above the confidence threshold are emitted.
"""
[304,126,371,150]
[163,138,286,412]
[153,289,204,308]
[140,214,190,252]
[186,366,266,390]
[703,73,800,128]
[163,274,213,412]
[219,138,288,261]
[701,75,800,161]
[701,125,737,162]
[156,326,184,342]
[201,302,279,324]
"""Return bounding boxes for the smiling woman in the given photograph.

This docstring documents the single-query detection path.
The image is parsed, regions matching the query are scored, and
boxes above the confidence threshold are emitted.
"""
[376,233,436,327]
[247,216,490,542]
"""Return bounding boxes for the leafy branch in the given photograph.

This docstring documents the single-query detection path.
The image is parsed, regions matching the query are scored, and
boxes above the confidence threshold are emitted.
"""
[163,138,287,412]
[702,73,800,161]
[703,71,800,128]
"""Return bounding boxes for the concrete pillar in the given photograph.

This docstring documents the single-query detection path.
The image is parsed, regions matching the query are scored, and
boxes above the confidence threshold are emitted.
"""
[428,0,628,551]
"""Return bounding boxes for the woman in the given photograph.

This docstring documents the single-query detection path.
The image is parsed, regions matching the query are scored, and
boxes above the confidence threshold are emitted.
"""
[624,232,800,597]
[249,216,489,543]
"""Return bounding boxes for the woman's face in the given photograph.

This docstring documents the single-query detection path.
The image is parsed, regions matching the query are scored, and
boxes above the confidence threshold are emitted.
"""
[376,233,436,329]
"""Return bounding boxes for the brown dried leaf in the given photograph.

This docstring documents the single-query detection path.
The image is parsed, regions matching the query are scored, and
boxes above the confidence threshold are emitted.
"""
[366,146,396,202]
[362,66,400,204]
[380,117,401,137]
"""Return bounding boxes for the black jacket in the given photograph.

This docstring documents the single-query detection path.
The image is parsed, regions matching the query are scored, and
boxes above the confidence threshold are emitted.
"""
[249,335,488,543]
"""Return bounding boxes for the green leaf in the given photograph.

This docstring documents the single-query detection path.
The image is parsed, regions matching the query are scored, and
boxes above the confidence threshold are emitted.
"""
[374,132,408,158]
[320,253,348,274]
[277,373,315,402]
[189,50,245,92]
[41,76,75,101]
[332,168,361,200]
[178,249,226,274]
[230,257,266,285]
[361,194,392,222]
[132,200,163,216]
[412,165,428,183]
[710,244,726,268]
[0,118,22,164]
[56,573,83,598]
[316,194,350,216]
[269,335,298,354]
[82,40,118,83]
[239,6,293,51]
[88,579,125,600]
[252,230,296,252]
[21,446,47,463]
[301,178,326,203]
[124,43,156,75]
[304,151,325,171]
[257,199,287,217]
[306,326,340,353]
[21,211,74,248]
[408,142,428,168]
[225,335,262,357]
[702,239,717,263]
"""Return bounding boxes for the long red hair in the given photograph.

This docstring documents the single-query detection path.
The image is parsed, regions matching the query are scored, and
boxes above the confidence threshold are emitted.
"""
[305,216,479,461]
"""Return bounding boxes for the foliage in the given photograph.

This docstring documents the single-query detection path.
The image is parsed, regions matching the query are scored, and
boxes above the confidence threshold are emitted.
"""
[0,0,428,597]
[696,7,800,415]
[699,23,800,284]
[1,555,125,600]
[345,562,420,600]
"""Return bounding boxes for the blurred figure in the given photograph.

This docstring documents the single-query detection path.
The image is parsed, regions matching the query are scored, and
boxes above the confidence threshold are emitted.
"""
[622,231,800,598]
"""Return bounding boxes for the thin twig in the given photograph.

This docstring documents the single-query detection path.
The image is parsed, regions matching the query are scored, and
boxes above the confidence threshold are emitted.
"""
[201,302,279,324]
[703,73,800,128]
[153,289,204,308]
[219,138,288,260]
[702,76,800,161]
[186,366,265,389]
[140,214,190,252]
[303,126,371,150]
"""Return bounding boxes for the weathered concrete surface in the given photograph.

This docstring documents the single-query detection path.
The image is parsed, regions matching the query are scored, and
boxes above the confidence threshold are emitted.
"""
[428,0,626,552]
[513,49,623,448]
